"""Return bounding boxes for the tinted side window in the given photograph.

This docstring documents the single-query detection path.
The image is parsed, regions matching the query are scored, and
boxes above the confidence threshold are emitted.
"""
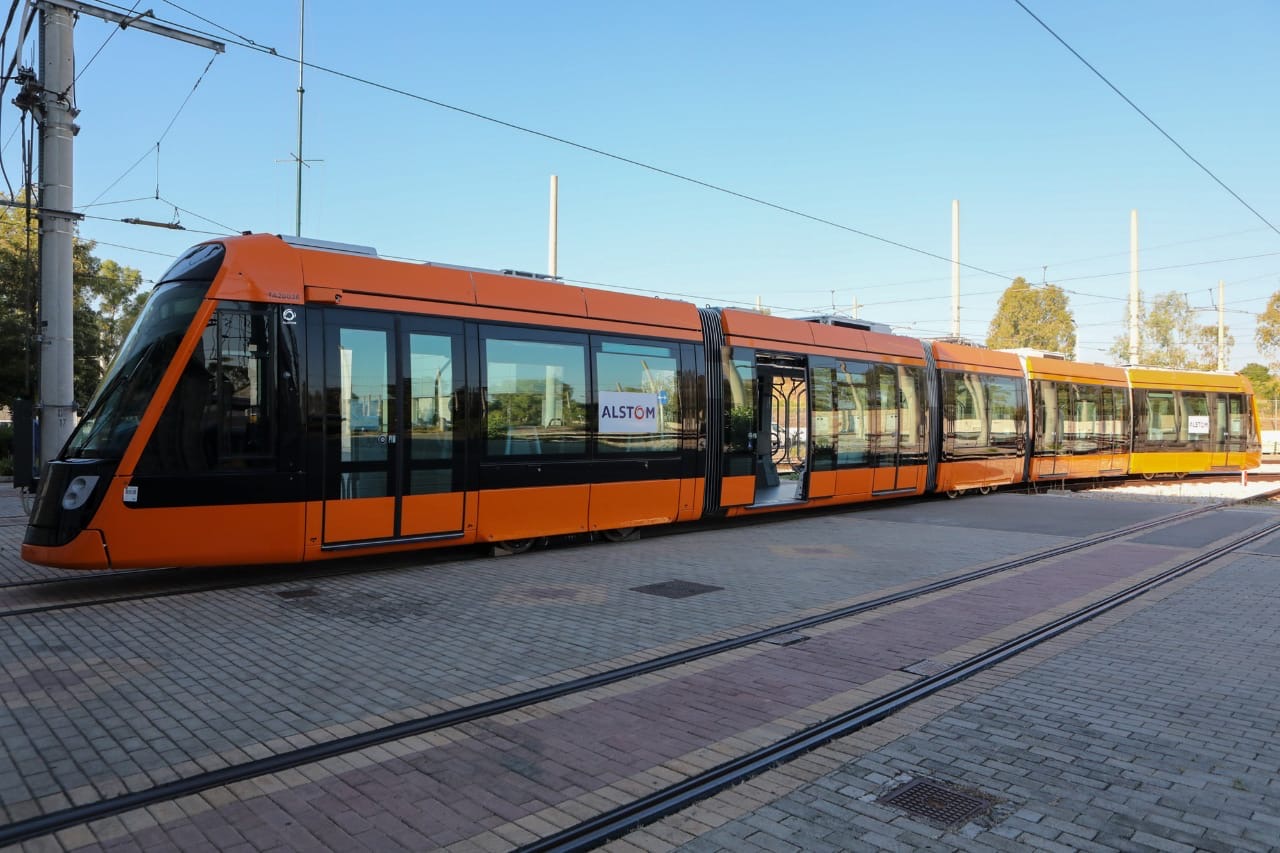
[484,334,587,457]
[595,340,680,455]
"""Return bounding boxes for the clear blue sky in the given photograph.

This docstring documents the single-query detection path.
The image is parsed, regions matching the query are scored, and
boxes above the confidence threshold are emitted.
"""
[5,0,1278,368]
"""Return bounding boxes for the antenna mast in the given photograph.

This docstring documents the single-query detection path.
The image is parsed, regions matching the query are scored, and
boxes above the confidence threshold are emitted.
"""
[295,0,305,235]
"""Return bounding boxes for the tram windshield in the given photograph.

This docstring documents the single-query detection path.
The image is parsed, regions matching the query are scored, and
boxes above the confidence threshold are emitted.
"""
[64,278,212,460]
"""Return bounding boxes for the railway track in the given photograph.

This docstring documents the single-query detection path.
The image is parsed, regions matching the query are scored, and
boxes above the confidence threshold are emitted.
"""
[523,515,1280,852]
[3,468,1274,619]
[3,493,1277,848]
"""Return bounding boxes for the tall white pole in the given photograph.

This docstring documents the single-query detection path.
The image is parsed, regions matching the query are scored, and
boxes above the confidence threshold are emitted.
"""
[38,3,77,463]
[294,0,305,236]
[1218,279,1225,371]
[548,175,558,278]
[951,199,960,339]
[1128,209,1140,364]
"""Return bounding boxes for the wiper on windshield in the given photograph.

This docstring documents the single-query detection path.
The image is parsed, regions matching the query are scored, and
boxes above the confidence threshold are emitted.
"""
[66,341,159,458]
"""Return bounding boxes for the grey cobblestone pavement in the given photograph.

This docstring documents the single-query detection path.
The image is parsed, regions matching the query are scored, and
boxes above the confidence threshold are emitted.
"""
[2,481,1279,851]
[637,523,1280,852]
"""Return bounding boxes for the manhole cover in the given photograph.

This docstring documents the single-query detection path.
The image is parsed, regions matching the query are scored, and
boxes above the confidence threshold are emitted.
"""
[629,580,724,599]
[762,632,809,646]
[879,779,992,827]
[902,658,949,677]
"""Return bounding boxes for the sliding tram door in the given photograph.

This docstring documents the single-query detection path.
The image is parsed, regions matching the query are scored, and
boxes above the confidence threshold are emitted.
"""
[322,310,466,547]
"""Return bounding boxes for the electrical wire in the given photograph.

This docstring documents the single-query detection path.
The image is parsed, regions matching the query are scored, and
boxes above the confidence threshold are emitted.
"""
[67,1,144,102]
[84,3,1015,281]
[1013,0,1280,239]
[82,51,219,210]
[25,3,1280,343]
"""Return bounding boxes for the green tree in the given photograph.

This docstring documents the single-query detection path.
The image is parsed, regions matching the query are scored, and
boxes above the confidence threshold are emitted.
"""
[985,277,1076,357]
[0,200,39,408]
[1109,290,1147,364]
[0,196,147,411]
[1255,291,1280,363]
[1242,363,1280,431]
[1111,290,1213,369]
[1192,324,1233,372]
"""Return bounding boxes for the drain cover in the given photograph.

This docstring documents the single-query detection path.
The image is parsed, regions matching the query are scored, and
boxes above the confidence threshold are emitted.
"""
[902,658,949,677]
[629,580,724,599]
[762,632,809,646]
[879,779,991,827]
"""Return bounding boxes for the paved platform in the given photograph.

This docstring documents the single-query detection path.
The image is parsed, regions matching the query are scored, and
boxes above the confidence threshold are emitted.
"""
[0,481,1278,851]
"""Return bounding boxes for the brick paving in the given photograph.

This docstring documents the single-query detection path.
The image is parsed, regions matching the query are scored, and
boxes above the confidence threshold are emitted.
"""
[1,483,1278,851]
[639,512,1280,852]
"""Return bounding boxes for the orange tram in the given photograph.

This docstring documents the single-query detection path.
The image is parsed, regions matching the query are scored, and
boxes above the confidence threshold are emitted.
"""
[23,234,1263,570]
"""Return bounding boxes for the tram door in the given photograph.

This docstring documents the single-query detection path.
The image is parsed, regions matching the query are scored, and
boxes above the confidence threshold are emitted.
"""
[870,366,902,493]
[322,312,465,546]
[1215,394,1247,468]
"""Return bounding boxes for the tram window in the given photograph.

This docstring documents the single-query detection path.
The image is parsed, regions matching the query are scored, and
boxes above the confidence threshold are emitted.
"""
[1226,394,1246,439]
[1070,384,1100,454]
[897,365,928,464]
[943,372,983,442]
[722,350,757,463]
[484,336,587,457]
[136,307,276,473]
[218,312,275,461]
[808,364,837,471]
[834,360,872,466]
[1182,392,1209,444]
[407,332,454,494]
[1101,385,1130,451]
[1033,380,1066,455]
[985,376,1024,449]
[1142,391,1176,443]
[594,340,680,454]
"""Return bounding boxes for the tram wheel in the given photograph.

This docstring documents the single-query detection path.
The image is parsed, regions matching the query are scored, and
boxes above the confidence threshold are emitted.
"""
[946,489,961,499]
[1176,472,1188,479]
[602,527,637,542]
[978,486,992,495]
[1141,473,1156,481]
[497,538,537,555]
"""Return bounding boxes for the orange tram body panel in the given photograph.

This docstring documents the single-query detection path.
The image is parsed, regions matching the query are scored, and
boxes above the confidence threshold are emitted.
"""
[21,235,1263,570]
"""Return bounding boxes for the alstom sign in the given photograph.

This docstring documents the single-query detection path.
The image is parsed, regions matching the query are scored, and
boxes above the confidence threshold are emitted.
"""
[599,391,661,433]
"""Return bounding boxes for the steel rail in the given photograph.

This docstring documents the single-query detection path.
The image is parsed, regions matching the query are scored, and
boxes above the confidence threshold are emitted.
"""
[520,517,1280,852]
[0,497,1260,846]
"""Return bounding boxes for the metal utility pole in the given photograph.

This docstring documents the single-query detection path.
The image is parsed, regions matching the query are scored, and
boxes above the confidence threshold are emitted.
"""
[1217,279,1226,372]
[36,2,77,467]
[1128,209,1140,365]
[950,199,960,339]
[548,174,558,278]
[23,0,222,465]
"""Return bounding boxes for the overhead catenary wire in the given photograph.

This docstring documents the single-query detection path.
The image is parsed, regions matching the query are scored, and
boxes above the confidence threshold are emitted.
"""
[82,50,220,210]
[79,2,1015,281]
[19,2,1280,344]
[1013,0,1280,239]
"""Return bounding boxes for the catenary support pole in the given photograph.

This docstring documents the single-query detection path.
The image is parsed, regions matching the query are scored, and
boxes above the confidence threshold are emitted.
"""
[28,0,223,470]
[548,175,558,278]
[1218,279,1225,372]
[1129,209,1139,365]
[37,3,77,464]
[951,199,960,339]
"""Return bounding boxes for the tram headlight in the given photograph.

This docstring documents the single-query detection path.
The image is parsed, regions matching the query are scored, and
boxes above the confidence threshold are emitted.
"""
[61,475,101,511]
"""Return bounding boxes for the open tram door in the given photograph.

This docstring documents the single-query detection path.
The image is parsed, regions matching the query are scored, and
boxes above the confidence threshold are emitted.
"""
[320,310,467,550]
[719,348,813,508]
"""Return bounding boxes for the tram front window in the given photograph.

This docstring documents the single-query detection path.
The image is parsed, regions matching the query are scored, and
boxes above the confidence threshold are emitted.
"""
[64,280,210,460]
